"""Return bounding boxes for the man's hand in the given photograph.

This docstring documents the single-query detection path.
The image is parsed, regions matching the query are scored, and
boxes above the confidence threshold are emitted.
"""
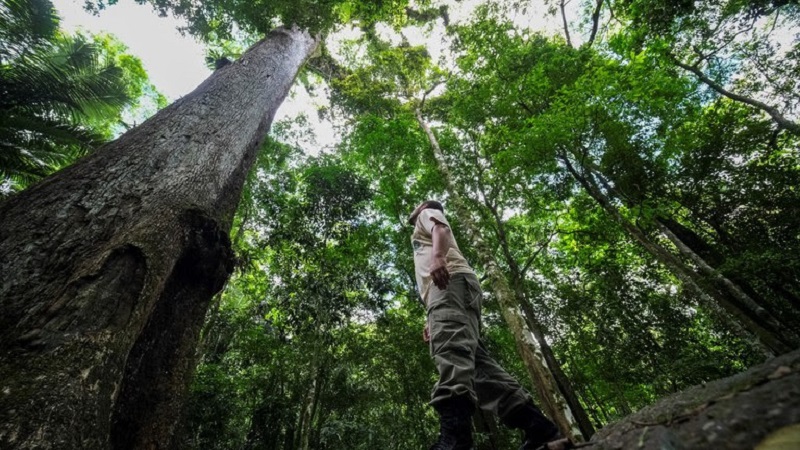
[423,324,430,343]
[430,254,450,290]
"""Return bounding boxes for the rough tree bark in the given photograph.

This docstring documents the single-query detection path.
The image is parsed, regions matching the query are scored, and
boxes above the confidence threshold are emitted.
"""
[0,27,319,450]
[415,109,584,441]
[590,349,800,450]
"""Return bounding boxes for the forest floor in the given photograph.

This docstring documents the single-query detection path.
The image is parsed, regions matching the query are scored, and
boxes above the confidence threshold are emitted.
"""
[588,348,800,450]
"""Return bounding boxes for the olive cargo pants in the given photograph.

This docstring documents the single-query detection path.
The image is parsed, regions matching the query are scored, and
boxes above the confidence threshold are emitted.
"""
[427,272,532,419]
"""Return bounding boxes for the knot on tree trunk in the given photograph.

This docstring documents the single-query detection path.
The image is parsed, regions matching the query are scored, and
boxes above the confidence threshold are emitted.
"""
[180,209,236,294]
[110,209,235,450]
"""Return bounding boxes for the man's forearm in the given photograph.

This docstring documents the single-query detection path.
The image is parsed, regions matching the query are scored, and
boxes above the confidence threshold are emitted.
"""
[431,224,450,258]
[429,223,452,289]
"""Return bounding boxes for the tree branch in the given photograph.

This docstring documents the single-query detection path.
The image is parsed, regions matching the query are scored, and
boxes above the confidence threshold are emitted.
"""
[560,0,573,48]
[420,80,445,111]
[587,0,604,47]
[520,229,558,275]
[671,55,800,134]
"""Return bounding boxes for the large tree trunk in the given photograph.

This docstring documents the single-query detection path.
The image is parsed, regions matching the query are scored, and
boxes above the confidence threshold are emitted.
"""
[415,110,584,441]
[0,27,318,450]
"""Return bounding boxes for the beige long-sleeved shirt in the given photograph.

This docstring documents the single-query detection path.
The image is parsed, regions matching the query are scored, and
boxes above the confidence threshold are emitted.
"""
[411,208,475,305]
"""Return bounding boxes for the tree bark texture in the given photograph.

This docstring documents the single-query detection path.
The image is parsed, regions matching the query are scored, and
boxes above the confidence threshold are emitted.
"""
[0,27,319,450]
[590,348,800,450]
[415,110,583,441]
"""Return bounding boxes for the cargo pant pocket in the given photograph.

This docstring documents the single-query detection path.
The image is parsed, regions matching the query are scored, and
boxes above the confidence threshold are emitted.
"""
[428,306,470,357]
[464,275,482,317]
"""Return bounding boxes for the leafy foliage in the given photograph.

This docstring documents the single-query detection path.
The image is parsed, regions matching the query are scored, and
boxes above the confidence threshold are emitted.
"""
[178,131,441,449]
[177,0,798,444]
[0,0,159,193]
[88,0,426,39]
[9,0,798,446]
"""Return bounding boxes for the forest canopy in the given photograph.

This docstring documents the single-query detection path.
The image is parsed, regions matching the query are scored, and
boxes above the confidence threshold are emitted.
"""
[1,0,798,449]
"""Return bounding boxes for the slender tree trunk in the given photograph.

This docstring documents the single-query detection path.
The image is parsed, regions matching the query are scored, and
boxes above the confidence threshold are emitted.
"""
[656,217,721,264]
[473,409,502,450]
[308,364,327,450]
[586,0,604,46]
[512,306,581,439]
[613,385,632,416]
[770,278,800,312]
[517,300,595,437]
[298,374,317,450]
[0,27,319,450]
[559,0,573,47]
[657,221,798,340]
[483,199,596,438]
[590,164,799,341]
[560,153,793,355]
[583,382,609,424]
[415,110,582,441]
[586,158,798,348]
[658,217,800,314]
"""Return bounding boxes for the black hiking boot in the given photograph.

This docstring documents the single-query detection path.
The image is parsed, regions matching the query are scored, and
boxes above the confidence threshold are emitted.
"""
[501,401,564,450]
[530,437,576,450]
[429,395,475,450]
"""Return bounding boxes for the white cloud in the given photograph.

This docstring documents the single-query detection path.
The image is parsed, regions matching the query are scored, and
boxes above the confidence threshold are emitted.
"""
[53,0,211,101]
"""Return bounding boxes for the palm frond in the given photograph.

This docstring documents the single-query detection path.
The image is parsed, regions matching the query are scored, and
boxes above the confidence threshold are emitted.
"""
[0,0,59,60]
[0,4,150,193]
[1,34,131,119]
[0,112,103,188]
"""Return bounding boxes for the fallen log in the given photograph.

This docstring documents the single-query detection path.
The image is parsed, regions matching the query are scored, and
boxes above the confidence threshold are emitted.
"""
[589,349,800,449]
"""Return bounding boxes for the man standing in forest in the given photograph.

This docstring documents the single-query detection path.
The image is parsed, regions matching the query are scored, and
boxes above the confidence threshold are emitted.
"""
[408,200,573,450]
